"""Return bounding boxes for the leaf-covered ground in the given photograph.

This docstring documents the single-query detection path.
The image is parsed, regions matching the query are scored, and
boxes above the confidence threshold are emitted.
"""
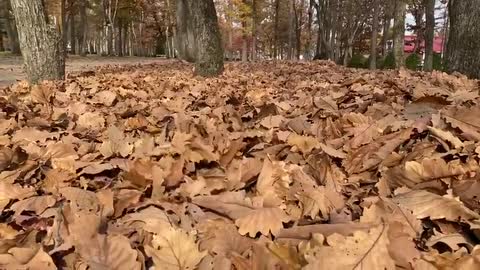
[1,60,480,269]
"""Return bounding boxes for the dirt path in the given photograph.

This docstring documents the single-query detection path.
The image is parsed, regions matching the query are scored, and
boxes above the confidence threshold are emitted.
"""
[0,55,166,87]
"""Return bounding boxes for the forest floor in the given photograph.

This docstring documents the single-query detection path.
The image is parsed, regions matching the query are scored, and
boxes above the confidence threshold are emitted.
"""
[1,60,480,269]
[0,55,165,87]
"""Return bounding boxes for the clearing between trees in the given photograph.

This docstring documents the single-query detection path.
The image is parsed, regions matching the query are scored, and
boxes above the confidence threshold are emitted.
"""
[0,56,165,87]
[1,61,480,269]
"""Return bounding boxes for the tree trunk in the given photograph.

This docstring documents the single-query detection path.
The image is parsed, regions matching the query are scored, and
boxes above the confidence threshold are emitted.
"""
[423,0,435,71]
[2,0,21,54]
[117,22,123,56]
[304,0,313,60]
[0,32,4,51]
[70,11,76,54]
[10,0,65,83]
[287,0,296,60]
[78,0,87,56]
[175,0,197,62]
[370,0,379,69]
[381,14,391,57]
[251,0,257,61]
[241,37,248,62]
[273,0,280,59]
[445,0,480,79]
[393,0,406,68]
[181,0,224,77]
[62,0,68,52]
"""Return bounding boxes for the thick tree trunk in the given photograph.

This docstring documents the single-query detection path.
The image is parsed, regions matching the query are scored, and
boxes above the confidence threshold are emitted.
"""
[182,0,224,77]
[78,0,87,56]
[370,0,379,69]
[423,0,435,71]
[10,0,65,83]
[393,0,406,68]
[175,0,196,62]
[446,0,480,79]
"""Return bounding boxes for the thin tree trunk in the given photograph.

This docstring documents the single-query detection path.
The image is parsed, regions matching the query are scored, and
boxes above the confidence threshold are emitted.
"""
[0,32,4,51]
[393,0,406,68]
[370,0,379,69]
[62,0,68,52]
[117,22,123,56]
[241,20,248,62]
[304,0,313,59]
[175,0,196,62]
[251,0,257,61]
[445,0,480,79]
[10,0,65,83]
[423,0,435,71]
[381,14,391,56]
[2,0,21,54]
[70,10,76,54]
[78,0,87,56]
[287,0,295,60]
[273,0,280,59]
[296,0,305,59]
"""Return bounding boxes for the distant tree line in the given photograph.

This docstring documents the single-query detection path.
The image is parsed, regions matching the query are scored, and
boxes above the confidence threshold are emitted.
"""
[0,0,479,81]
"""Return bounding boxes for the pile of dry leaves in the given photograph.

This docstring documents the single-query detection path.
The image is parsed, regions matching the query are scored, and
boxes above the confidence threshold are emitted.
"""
[1,60,480,269]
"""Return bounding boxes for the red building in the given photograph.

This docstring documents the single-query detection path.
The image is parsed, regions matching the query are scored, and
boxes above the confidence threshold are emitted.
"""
[404,35,445,54]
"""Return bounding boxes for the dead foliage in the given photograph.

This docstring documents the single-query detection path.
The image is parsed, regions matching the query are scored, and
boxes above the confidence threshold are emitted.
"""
[1,60,480,269]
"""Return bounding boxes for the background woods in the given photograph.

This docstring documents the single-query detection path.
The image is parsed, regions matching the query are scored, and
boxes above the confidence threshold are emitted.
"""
[0,0,479,78]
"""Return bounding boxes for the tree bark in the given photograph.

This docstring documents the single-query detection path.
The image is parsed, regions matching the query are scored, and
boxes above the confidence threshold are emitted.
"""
[2,0,21,54]
[381,14,391,57]
[175,0,197,62]
[241,20,248,62]
[180,0,224,77]
[70,10,76,54]
[423,0,435,71]
[304,0,313,59]
[445,0,480,79]
[287,0,295,60]
[10,0,65,83]
[393,0,406,68]
[370,0,379,69]
[251,0,257,61]
[0,32,4,51]
[78,0,87,56]
[273,0,280,59]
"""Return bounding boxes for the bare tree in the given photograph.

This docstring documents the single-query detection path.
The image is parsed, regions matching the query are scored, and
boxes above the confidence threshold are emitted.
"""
[10,0,65,83]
